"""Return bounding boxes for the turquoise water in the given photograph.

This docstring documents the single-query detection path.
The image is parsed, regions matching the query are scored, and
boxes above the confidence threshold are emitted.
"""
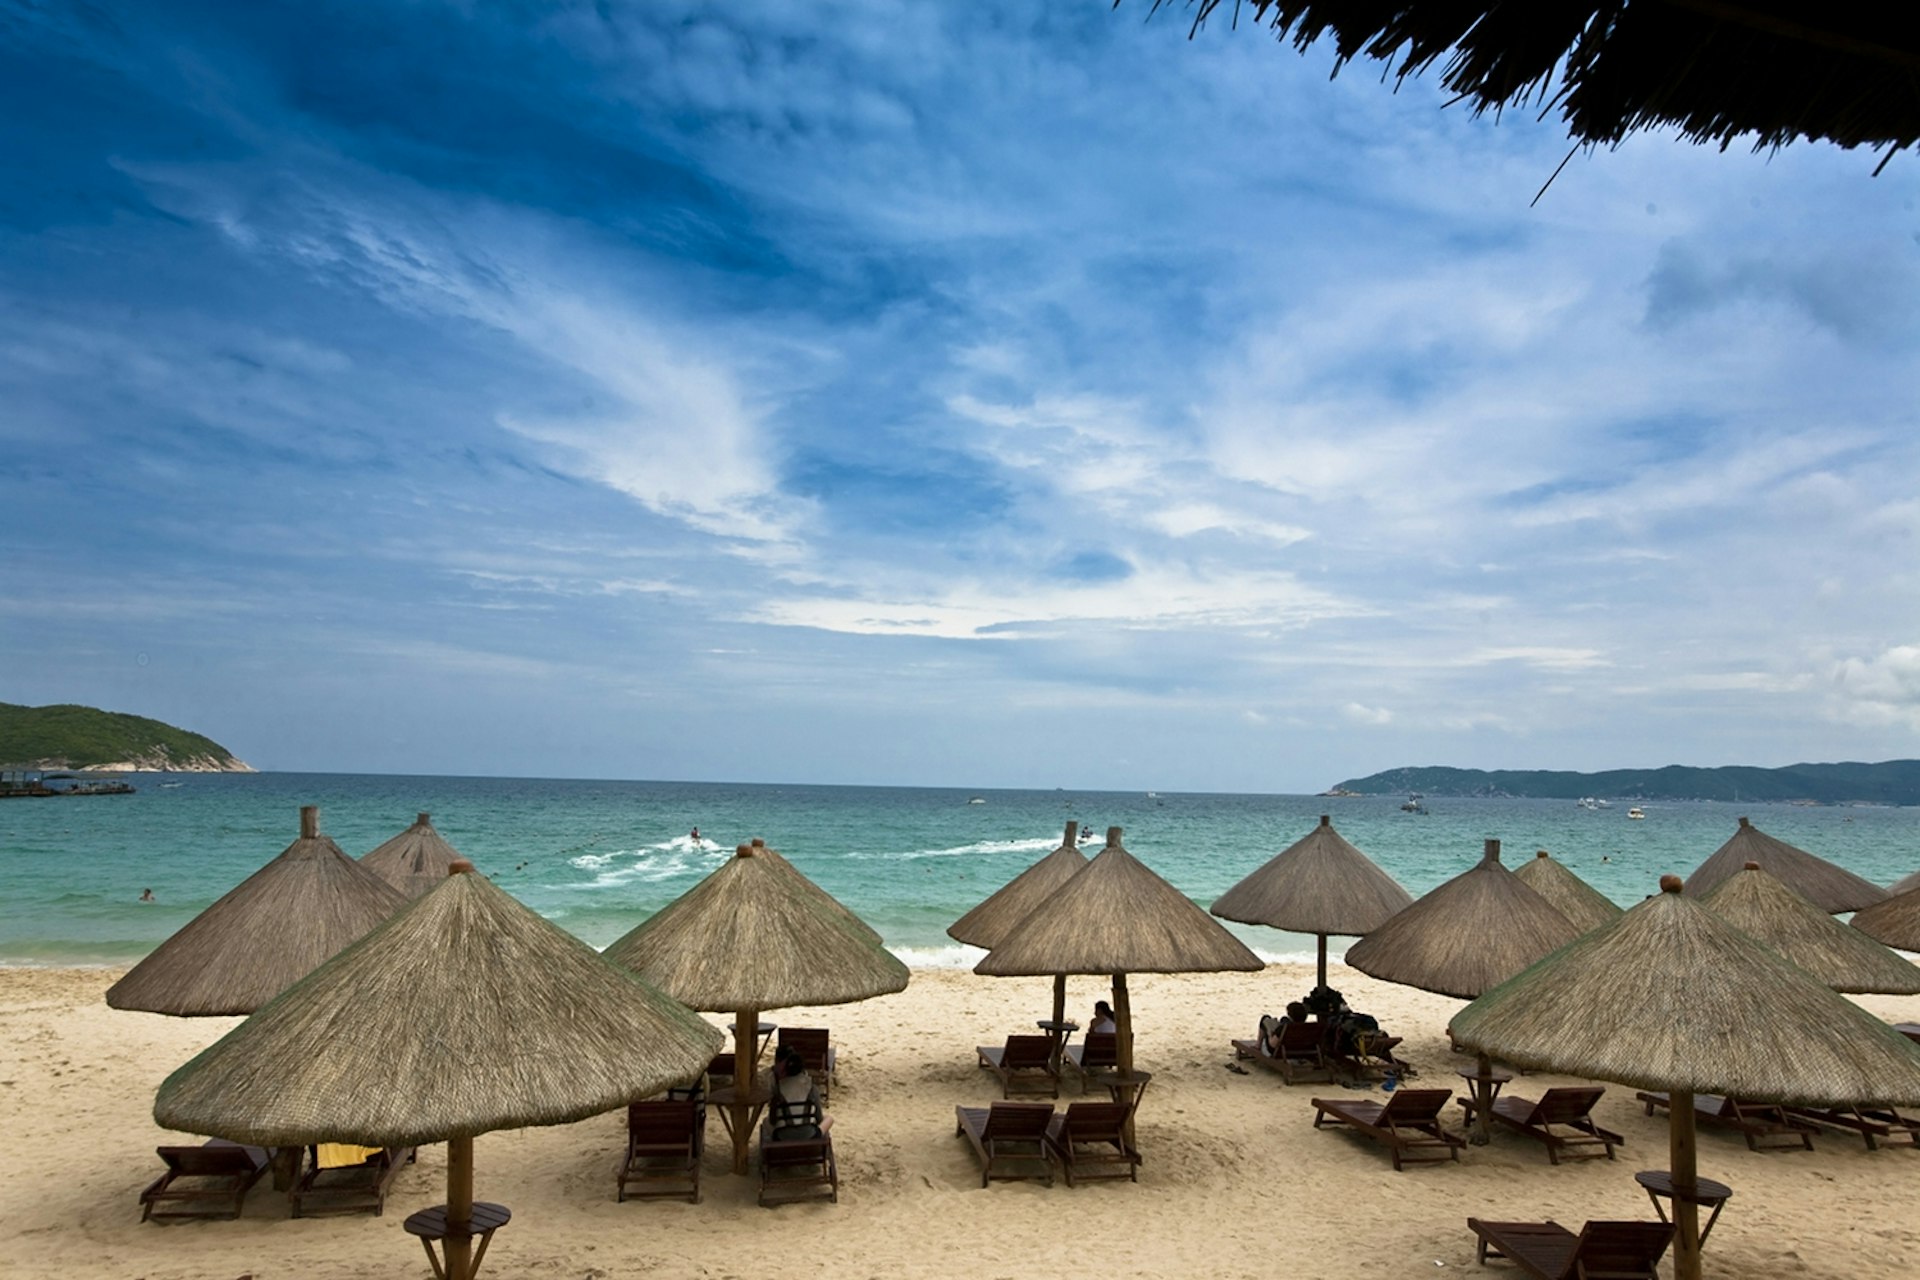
[2,772,1915,966]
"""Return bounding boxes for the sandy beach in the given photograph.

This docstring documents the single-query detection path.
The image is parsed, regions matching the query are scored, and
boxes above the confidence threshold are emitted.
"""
[5,963,1918,1280]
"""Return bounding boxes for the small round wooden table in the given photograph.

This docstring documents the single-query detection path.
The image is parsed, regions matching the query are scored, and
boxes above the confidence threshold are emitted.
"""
[1035,1019,1079,1073]
[1635,1170,1733,1245]
[403,1200,511,1279]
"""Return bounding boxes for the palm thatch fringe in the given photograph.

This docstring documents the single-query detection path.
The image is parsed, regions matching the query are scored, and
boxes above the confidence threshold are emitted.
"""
[1890,867,1920,896]
[1850,882,1920,954]
[1164,1,1920,160]
[1704,863,1920,994]
[948,822,1089,949]
[976,829,1263,977]
[1451,877,1920,1106]
[360,812,466,899]
[107,806,407,1016]
[1343,840,1580,999]
[602,843,908,1012]
[1684,816,1887,912]
[1210,814,1412,935]
[1514,850,1623,935]
[154,863,722,1149]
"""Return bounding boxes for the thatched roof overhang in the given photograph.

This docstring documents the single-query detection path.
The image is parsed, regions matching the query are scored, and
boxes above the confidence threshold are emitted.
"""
[360,812,466,900]
[1162,1,1920,166]
[603,843,908,1012]
[107,806,407,1016]
[1210,814,1413,936]
[1851,882,1920,953]
[1513,849,1623,934]
[1704,863,1920,993]
[153,863,722,1149]
[949,822,1091,950]
[1683,816,1887,912]
[1343,839,1581,1000]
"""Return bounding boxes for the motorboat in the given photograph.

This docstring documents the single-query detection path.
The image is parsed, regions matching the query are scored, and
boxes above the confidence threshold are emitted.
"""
[1627,807,1646,820]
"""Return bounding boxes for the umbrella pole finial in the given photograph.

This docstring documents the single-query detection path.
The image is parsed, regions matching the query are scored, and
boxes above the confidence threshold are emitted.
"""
[1106,826,1123,848]
[1483,838,1501,863]
[1063,820,1078,847]
[300,805,319,839]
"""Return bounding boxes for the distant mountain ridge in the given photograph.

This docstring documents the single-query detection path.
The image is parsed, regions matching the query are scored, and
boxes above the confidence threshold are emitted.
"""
[1334,761,1920,806]
[0,702,254,773]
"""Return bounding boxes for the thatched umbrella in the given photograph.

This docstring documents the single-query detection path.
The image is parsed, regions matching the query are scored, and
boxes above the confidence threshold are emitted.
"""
[949,821,1090,1031]
[976,826,1264,1096]
[1704,863,1920,994]
[1850,881,1920,954]
[1889,867,1920,897]
[107,805,406,1016]
[1343,838,1581,1143]
[361,812,466,899]
[1514,849,1623,935]
[1451,875,1920,1280]
[747,836,883,944]
[602,842,909,1174]
[1210,813,1413,993]
[155,861,720,1280]
[1683,816,1887,912]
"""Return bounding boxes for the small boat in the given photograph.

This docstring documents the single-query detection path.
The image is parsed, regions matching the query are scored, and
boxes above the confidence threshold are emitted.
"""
[1627,807,1646,820]
[967,796,986,805]
[1400,793,1427,814]
[1576,797,1599,810]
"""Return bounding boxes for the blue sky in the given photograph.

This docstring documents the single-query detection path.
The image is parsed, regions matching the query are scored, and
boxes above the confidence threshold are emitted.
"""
[4,2,1917,791]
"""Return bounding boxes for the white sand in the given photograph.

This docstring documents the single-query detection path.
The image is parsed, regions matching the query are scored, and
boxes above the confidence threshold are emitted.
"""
[4,964,1918,1279]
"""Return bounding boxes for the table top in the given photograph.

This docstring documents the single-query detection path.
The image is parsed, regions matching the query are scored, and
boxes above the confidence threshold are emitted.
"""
[1455,1067,1514,1084]
[1087,1069,1154,1088]
[732,1021,778,1037]
[1035,1019,1080,1033]
[403,1201,511,1239]
[1635,1170,1733,1202]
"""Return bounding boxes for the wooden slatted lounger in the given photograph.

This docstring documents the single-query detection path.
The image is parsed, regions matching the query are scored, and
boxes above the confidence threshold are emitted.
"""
[617,1100,702,1203]
[1635,1091,1816,1152]
[1784,1103,1920,1152]
[291,1145,415,1217]
[1310,1088,1463,1170]
[977,1034,1060,1099]
[1231,1020,1331,1085]
[1465,1217,1673,1279]
[954,1101,1056,1187]
[1456,1086,1623,1164]
[778,1027,837,1105]
[139,1140,271,1222]
[1045,1101,1140,1186]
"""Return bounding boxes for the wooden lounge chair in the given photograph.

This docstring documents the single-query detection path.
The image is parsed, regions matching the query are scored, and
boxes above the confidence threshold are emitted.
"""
[1064,1030,1119,1086]
[1457,1086,1623,1164]
[1231,1020,1332,1085]
[1045,1101,1140,1186]
[617,1100,703,1203]
[977,1034,1061,1099]
[290,1145,413,1217]
[1310,1089,1463,1170]
[1635,1091,1816,1152]
[1466,1217,1672,1279]
[954,1101,1056,1187]
[1330,1029,1406,1084]
[758,1094,836,1206]
[778,1027,837,1104]
[1785,1102,1920,1152]
[139,1140,271,1222]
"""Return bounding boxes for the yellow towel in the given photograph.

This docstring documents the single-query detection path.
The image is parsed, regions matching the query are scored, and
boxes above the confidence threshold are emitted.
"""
[316,1143,381,1169]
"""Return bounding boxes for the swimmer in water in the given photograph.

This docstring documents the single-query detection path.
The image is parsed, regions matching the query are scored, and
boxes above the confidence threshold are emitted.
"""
[139,888,154,902]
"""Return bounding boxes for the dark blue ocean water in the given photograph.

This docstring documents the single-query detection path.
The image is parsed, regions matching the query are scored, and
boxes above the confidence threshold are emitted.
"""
[2,772,1914,965]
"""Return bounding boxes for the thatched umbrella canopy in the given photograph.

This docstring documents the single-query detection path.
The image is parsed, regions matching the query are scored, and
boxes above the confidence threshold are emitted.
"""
[949,821,1090,1028]
[1451,875,1920,1280]
[156,861,720,1280]
[747,836,883,944]
[976,826,1264,1087]
[1210,813,1414,992]
[1343,838,1581,1143]
[1683,816,1888,912]
[1889,867,1920,897]
[602,841,908,1173]
[360,812,466,899]
[1704,862,1920,994]
[1849,882,1920,954]
[1514,849,1623,935]
[1164,1,1920,165]
[107,806,406,1016]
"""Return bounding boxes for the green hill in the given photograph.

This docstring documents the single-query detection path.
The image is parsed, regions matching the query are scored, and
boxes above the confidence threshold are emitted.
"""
[1333,761,1920,805]
[0,703,253,772]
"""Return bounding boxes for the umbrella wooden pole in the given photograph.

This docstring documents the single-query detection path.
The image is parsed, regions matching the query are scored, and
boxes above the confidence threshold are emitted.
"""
[1049,972,1069,1075]
[1470,1051,1493,1145]
[1051,972,1067,1026]
[1112,971,1137,1148]
[732,1008,758,1175]
[1316,934,1328,992]
[445,1133,474,1280]
[1671,1092,1702,1280]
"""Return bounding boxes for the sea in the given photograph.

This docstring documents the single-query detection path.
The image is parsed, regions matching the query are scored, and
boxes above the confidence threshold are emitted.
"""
[2,772,1916,968]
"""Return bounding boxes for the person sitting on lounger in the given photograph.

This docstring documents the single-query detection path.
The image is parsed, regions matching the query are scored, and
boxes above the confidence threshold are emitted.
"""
[1089,1000,1117,1035]
[772,1046,831,1138]
[1258,1002,1310,1056]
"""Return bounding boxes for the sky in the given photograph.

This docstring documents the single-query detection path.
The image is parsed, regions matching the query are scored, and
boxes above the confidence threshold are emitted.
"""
[3,2,1917,792]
